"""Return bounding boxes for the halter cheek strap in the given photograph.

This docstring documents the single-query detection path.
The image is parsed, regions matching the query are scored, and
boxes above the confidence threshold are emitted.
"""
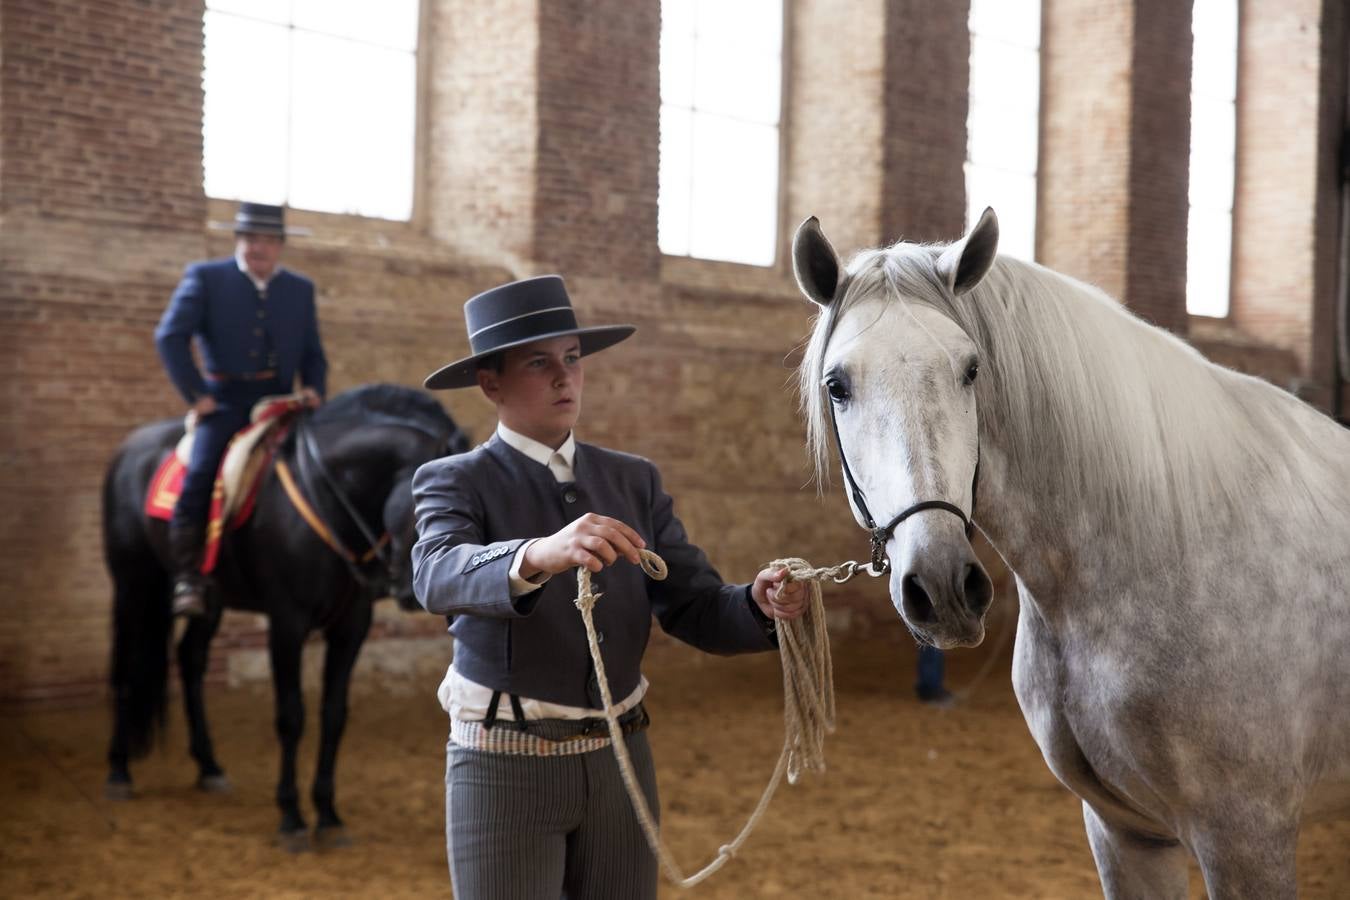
[826,394,978,574]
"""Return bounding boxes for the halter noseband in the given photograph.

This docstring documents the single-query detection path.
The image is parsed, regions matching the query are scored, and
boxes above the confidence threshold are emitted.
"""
[825,394,978,575]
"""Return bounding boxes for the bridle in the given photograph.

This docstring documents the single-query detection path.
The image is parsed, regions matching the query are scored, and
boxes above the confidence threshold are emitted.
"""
[825,391,979,576]
[288,414,454,591]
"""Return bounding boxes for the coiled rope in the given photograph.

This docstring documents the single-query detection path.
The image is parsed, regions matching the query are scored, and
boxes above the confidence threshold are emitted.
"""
[574,550,844,888]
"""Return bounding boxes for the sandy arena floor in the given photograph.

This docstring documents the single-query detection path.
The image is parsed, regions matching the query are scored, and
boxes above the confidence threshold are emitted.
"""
[3,618,1347,899]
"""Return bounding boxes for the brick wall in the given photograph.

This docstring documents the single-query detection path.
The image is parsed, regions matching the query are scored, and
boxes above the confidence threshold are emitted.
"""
[785,0,888,256]
[424,0,540,267]
[0,0,205,229]
[1228,0,1349,412]
[1040,0,1191,334]
[1039,0,1136,302]
[881,0,971,243]
[1,0,1343,707]
[1124,0,1192,335]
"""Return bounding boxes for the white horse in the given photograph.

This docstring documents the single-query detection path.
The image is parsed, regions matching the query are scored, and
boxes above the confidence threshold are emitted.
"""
[791,209,1350,898]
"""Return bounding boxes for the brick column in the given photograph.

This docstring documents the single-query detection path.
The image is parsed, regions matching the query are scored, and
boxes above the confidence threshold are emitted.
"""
[1313,0,1349,416]
[1232,0,1338,391]
[784,0,889,255]
[880,0,971,243]
[0,0,210,704]
[534,0,661,280]
[1039,0,1191,334]
[423,0,541,267]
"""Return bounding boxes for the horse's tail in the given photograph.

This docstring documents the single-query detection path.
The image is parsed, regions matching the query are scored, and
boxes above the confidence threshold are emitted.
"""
[103,442,172,760]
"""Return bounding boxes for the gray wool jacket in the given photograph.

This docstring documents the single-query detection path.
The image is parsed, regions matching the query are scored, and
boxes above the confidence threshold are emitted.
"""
[411,434,777,709]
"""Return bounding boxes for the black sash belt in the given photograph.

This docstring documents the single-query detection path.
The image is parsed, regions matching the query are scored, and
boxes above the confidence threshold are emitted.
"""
[482,690,650,738]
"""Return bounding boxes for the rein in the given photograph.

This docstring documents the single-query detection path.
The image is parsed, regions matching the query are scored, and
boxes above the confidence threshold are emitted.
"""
[825,394,978,573]
[278,418,396,587]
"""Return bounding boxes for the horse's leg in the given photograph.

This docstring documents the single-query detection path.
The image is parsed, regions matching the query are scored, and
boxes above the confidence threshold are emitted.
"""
[311,597,373,848]
[177,597,229,791]
[106,560,172,801]
[1188,816,1298,900]
[268,615,310,852]
[1082,803,1189,900]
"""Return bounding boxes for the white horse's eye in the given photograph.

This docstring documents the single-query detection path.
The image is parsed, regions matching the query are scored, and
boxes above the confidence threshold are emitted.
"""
[825,377,851,404]
[963,361,980,386]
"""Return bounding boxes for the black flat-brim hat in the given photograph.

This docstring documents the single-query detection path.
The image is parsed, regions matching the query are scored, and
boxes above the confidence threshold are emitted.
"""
[209,201,311,237]
[423,275,635,390]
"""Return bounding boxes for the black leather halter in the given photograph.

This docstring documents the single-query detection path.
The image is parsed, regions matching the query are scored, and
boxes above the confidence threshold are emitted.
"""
[825,396,978,575]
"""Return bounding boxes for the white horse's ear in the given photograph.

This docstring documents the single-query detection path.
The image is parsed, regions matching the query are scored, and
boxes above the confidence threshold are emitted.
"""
[792,216,843,308]
[938,207,1000,295]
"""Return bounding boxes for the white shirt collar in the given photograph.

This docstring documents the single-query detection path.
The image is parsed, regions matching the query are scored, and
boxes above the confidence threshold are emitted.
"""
[497,423,576,471]
[235,251,281,291]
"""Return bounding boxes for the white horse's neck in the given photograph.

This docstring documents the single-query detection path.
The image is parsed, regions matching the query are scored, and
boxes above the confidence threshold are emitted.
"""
[960,261,1338,616]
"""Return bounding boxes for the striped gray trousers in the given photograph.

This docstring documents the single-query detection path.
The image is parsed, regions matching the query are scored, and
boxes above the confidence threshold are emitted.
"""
[445,724,659,899]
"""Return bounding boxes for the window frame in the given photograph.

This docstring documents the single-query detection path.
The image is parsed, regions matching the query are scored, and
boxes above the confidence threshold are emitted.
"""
[200,0,428,227]
[656,0,789,271]
[963,0,1043,264]
[1185,0,1240,321]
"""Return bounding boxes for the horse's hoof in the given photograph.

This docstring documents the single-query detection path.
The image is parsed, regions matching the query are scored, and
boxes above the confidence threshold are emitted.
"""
[314,825,353,850]
[197,773,233,794]
[277,828,312,854]
[105,780,133,802]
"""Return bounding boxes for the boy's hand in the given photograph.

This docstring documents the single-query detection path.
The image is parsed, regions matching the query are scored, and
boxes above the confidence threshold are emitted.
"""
[522,513,646,576]
[751,567,810,620]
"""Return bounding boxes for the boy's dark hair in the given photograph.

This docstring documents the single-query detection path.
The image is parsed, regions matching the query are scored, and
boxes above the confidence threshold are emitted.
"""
[476,353,504,375]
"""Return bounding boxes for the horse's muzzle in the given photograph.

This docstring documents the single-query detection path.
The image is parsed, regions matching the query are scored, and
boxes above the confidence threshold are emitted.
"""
[891,543,993,649]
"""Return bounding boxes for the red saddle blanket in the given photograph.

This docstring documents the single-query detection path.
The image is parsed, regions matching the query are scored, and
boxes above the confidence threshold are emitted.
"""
[145,397,303,573]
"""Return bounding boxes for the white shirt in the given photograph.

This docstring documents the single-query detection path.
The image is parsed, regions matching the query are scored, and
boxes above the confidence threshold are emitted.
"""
[437,424,648,720]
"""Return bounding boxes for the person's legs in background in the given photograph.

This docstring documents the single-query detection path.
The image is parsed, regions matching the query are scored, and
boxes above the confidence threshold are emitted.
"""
[915,645,953,705]
[169,401,249,616]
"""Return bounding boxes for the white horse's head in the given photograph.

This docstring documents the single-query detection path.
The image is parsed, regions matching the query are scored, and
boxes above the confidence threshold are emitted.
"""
[793,210,999,648]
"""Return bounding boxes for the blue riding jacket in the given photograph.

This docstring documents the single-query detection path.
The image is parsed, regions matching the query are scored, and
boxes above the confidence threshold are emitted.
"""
[155,258,328,404]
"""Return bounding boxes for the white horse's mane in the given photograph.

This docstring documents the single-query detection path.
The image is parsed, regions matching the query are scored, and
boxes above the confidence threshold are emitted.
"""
[800,239,1340,549]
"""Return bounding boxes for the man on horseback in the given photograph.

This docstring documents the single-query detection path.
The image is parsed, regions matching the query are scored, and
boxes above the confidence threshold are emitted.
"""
[155,201,327,617]
[411,275,810,899]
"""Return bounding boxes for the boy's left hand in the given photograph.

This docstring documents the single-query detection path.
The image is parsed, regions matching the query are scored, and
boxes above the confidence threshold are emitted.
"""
[751,567,810,620]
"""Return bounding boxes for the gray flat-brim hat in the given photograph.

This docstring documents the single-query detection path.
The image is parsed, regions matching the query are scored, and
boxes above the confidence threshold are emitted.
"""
[423,275,635,390]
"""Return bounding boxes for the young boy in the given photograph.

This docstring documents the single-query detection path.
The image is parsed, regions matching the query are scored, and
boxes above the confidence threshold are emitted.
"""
[411,274,807,899]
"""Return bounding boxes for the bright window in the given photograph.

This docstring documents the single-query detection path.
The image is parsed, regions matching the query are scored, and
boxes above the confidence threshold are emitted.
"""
[965,0,1040,262]
[659,0,783,267]
[202,0,419,221]
[1186,0,1238,317]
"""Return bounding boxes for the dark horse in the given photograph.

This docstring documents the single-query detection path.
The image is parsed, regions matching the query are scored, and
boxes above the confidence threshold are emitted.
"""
[102,384,468,849]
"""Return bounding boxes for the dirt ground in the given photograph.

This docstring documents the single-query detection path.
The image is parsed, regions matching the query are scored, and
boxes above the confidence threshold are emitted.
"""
[3,619,1347,899]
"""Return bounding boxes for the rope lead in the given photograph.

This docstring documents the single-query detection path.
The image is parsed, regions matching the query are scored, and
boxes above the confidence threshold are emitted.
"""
[576,550,838,888]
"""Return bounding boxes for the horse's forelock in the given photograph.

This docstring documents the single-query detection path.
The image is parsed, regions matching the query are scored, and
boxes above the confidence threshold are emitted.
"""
[798,242,954,489]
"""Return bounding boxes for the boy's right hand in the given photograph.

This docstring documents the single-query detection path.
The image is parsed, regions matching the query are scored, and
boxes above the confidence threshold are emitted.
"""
[521,513,646,577]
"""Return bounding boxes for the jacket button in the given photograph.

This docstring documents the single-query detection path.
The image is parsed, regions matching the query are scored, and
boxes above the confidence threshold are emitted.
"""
[563,489,578,504]
[597,630,605,644]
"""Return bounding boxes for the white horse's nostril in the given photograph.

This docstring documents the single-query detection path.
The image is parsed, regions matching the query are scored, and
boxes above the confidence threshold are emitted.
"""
[962,563,994,616]
[901,573,938,625]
